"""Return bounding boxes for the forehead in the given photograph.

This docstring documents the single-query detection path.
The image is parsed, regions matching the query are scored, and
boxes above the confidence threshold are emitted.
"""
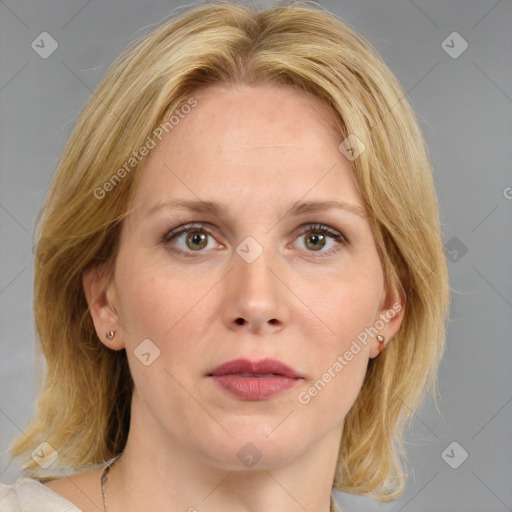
[130,83,362,216]
[188,82,342,141]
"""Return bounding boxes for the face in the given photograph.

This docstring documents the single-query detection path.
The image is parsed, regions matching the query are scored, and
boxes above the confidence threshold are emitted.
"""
[84,83,403,470]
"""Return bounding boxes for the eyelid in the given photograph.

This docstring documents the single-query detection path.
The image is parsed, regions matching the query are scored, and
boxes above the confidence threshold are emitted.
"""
[161,221,347,257]
[295,223,347,242]
[162,222,215,241]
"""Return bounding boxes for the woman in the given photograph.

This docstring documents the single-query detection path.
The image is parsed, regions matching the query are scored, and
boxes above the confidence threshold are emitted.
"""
[0,1,450,511]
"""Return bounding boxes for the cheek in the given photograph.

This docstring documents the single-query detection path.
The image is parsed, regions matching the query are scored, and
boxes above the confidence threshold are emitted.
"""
[115,250,209,342]
[297,284,376,417]
[298,267,382,399]
[308,265,383,345]
[113,254,223,405]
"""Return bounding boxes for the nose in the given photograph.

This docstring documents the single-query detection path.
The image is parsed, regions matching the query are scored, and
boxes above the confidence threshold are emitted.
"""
[221,245,290,335]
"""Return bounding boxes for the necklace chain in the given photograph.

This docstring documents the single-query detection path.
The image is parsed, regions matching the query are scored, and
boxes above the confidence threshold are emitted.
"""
[100,455,120,512]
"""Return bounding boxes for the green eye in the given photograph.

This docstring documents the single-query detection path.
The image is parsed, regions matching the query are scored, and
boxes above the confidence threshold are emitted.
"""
[163,222,347,258]
[295,224,346,256]
[183,231,208,250]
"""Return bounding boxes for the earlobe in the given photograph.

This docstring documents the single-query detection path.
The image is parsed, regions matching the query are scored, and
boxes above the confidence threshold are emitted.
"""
[82,265,125,350]
[369,286,405,359]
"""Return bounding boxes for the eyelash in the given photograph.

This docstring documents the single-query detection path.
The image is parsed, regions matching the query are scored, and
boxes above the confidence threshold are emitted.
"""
[161,222,347,259]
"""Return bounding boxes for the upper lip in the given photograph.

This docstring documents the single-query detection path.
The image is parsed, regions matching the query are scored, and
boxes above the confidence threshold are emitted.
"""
[208,358,303,379]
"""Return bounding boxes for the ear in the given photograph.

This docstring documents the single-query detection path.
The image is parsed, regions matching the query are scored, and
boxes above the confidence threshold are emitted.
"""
[82,264,125,351]
[368,283,405,359]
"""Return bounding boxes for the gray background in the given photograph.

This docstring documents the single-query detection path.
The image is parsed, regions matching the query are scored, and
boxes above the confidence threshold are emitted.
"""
[0,1,511,511]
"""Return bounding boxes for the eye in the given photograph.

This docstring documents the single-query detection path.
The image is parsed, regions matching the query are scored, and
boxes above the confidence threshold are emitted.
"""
[162,222,347,258]
[162,223,221,257]
[293,224,347,256]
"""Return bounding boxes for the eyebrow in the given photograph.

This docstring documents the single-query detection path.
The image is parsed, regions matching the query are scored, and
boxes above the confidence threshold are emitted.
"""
[148,198,367,219]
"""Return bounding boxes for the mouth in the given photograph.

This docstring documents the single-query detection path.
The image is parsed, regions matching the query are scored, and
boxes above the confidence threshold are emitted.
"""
[208,358,303,379]
[207,358,303,401]
[232,373,285,378]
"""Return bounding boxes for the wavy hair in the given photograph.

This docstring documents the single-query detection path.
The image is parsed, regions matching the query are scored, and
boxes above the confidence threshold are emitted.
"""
[6,0,450,501]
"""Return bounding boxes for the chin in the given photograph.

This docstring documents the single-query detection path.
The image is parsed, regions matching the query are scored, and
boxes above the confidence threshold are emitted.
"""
[197,427,309,472]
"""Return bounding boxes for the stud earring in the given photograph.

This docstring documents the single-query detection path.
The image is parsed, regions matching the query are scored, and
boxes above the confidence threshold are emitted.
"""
[376,334,385,353]
[106,330,116,340]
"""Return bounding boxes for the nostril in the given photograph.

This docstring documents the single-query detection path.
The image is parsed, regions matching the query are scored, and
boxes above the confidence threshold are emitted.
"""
[235,318,244,325]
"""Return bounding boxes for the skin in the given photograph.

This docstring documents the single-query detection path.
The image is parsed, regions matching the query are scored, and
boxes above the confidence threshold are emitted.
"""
[43,83,403,512]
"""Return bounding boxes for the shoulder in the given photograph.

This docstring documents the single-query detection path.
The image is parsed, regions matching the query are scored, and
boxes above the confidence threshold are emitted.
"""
[0,466,104,512]
[38,466,104,511]
[0,477,81,511]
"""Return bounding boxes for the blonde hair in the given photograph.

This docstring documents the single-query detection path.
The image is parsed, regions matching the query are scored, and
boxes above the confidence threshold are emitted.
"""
[7,0,450,501]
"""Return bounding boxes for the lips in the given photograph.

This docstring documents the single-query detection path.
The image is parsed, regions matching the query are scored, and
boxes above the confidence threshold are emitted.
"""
[208,358,303,379]
[207,358,303,401]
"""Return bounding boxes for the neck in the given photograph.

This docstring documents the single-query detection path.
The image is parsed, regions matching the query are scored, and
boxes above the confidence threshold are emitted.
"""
[105,398,342,512]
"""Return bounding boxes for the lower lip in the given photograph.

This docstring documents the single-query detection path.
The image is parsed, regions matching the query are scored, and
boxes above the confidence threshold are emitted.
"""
[210,374,301,400]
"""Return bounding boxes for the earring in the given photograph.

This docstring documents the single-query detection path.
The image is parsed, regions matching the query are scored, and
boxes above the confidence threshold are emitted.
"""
[106,330,116,340]
[376,334,385,353]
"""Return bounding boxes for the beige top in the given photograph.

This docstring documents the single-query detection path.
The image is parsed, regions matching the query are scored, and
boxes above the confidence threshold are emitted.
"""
[0,477,80,511]
[0,477,343,511]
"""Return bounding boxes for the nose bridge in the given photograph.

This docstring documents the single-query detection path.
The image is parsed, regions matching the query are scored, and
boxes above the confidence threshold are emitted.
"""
[223,235,288,332]
[234,237,278,305]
